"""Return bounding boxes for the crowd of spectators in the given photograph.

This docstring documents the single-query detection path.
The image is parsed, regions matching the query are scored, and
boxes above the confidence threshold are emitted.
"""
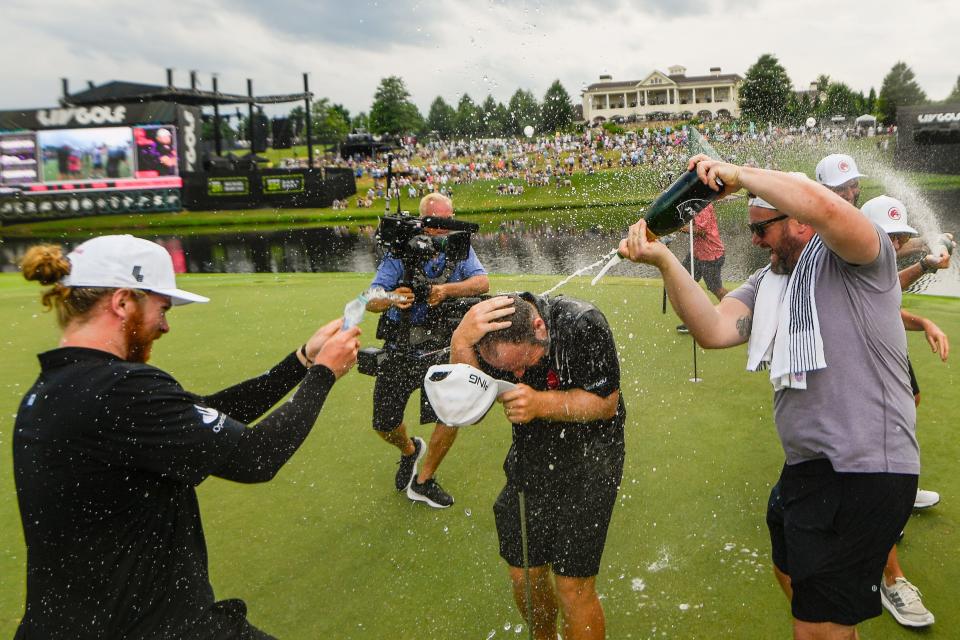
[278,122,896,209]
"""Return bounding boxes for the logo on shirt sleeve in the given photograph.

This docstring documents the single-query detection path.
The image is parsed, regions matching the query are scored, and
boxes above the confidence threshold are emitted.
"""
[194,405,219,424]
[194,405,228,433]
[584,377,609,392]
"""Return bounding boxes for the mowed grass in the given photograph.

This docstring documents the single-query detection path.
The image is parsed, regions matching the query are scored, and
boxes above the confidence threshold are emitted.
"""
[0,272,958,639]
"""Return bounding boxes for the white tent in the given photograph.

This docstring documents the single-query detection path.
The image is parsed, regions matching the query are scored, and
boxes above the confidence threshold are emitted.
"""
[855,114,877,126]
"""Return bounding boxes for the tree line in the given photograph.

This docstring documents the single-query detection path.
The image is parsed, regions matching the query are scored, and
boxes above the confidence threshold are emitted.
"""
[276,76,576,144]
[212,58,960,145]
[739,54,960,127]
[375,76,579,139]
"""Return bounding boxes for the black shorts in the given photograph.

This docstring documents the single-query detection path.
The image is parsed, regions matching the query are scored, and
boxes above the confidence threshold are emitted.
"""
[766,459,917,626]
[681,254,725,293]
[493,447,624,577]
[183,599,277,640]
[371,349,443,432]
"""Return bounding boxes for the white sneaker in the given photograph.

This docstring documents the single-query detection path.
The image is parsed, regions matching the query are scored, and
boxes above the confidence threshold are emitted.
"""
[880,577,935,627]
[914,488,940,510]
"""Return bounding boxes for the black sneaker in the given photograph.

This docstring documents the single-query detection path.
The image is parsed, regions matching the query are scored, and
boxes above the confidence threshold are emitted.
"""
[676,324,689,334]
[407,477,454,509]
[395,437,426,491]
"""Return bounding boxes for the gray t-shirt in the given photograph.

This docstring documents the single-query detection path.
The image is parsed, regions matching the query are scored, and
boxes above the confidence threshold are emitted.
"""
[728,227,919,474]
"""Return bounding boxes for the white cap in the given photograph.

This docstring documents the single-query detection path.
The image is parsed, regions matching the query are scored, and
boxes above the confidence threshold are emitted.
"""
[747,174,808,211]
[61,235,208,305]
[860,196,918,236]
[748,196,778,210]
[815,153,866,187]
[424,363,516,427]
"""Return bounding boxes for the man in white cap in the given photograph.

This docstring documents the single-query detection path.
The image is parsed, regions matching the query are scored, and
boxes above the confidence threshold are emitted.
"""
[450,293,625,640]
[154,127,178,174]
[620,156,918,640]
[14,235,360,639]
[815,153,954,263]
[814,153,866,207]
[817,157,950,510]
[856,195,951,628]
[818,155,950,628]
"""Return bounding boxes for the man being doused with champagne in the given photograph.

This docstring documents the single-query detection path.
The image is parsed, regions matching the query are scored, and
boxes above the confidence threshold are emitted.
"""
[618,156,918,640]
[449,294,625,640]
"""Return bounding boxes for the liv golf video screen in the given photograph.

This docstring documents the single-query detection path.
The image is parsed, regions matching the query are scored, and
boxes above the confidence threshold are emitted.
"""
[0,103,197,220]
[2,125,181,189]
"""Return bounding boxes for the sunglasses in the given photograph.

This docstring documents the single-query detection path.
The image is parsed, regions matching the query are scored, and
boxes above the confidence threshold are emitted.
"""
[832,181,860,192]
[748,215,788,238]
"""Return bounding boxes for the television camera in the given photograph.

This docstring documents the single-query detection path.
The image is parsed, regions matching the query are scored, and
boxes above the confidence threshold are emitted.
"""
[357,212,485,377]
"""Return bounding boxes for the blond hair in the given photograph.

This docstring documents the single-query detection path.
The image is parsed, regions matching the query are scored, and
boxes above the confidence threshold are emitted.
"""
[418,193,453,217]
[20,243,124,328]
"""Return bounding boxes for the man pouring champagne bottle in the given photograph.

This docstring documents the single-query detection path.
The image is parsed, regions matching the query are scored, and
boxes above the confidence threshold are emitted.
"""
[617,155,920,640]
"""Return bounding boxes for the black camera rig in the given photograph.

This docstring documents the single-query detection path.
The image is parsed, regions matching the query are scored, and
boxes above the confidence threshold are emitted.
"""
[376,213,477,272]
[358,213,484,377]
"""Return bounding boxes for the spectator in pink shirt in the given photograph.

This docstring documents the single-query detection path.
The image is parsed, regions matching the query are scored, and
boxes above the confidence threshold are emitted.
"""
[677,203,727,333]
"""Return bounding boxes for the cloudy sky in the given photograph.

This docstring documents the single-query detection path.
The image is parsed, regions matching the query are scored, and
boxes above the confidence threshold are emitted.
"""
[2,0,957,117]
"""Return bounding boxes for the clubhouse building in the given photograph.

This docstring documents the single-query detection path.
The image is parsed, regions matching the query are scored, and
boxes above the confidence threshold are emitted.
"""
[581,66,743,124]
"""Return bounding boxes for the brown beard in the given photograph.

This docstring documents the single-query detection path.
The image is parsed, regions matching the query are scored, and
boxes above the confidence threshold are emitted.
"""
[769,233,809,275]
[123,301,157,363]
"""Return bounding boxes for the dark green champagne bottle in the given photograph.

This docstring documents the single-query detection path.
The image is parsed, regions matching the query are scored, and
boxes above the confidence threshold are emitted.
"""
[643,169,723,239]
[591,166,723,285]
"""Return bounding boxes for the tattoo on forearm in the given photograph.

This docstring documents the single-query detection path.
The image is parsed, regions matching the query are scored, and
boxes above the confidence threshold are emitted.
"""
[737,315,753,338]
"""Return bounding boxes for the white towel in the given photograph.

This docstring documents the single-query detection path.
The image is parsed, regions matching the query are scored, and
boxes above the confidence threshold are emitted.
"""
[745,235,827,390]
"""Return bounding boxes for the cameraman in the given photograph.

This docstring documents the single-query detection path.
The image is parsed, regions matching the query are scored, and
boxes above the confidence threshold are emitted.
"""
[366,193,489,508]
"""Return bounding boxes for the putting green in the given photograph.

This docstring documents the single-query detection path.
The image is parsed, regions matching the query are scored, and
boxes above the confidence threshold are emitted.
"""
[0,272,956,638]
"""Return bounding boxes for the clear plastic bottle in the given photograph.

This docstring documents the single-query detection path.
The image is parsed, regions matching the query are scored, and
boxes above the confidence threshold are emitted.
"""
[934,232,955,258]
[342,293,369,330]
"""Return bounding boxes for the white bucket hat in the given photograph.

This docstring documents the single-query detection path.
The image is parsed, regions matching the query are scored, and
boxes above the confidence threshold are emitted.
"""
[424,363,516,427]
[61,234,208,305]
[815,153,866,187]
[860,196,918,236]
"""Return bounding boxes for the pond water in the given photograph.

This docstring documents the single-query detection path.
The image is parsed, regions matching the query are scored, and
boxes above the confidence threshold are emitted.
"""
[2,190,958,296]
[0,218,778,281]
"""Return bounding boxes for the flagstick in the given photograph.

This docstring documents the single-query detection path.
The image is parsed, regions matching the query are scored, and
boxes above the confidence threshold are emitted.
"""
[688,218,702,383]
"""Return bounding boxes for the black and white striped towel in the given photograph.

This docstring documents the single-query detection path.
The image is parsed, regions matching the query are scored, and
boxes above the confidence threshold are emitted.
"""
[745,234,827,390]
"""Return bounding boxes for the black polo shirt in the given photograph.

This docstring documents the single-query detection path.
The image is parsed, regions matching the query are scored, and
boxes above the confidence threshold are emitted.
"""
[482,294,626,483]
[13,347,246,639]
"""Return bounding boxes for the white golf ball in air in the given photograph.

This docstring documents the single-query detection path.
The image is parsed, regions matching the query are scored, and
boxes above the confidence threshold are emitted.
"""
[523,125,534,138]
[805,117,816,128]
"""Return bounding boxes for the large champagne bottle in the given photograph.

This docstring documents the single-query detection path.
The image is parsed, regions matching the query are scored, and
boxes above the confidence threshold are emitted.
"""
[643,169,723,238]
[591,168,723,285]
